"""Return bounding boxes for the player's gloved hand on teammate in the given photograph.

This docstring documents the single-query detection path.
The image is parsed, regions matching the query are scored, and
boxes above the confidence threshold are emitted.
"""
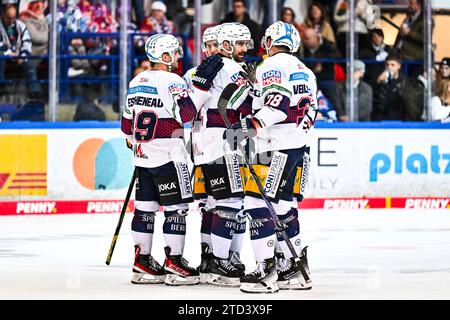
[223,115,258,149]
[192,55,224,91]
[242,61,258,84]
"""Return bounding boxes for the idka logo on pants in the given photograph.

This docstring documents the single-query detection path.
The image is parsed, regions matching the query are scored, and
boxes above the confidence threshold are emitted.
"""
[73,138,133,190]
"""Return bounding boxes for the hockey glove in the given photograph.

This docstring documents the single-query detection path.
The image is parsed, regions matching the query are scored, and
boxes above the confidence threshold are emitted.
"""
[192,55,224,91]
[300,113,314,133]
[125,138,133,150]
[223,116,258,150]
[242,61,258,84]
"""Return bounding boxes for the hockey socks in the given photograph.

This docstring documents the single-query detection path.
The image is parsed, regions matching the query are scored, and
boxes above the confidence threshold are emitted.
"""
[211,209,237,259]
[276,208,302,259]
[247,207,277,262]
[200,206,214,248]
[131,210,155,255]
[163,210,187,256]
[230,217,246,253]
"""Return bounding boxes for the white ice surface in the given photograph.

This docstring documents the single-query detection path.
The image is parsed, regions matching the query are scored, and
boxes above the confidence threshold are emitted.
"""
[1,209,450,300]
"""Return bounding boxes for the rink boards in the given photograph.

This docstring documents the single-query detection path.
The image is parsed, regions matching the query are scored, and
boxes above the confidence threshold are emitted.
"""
[0,122,449,215]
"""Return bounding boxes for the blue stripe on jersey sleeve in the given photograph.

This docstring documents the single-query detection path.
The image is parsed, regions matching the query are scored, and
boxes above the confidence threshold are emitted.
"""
[128,86,158,95]
[289,72,309,82]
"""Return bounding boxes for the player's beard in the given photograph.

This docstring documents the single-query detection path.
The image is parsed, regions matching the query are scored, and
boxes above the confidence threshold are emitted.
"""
[233,52,245,63]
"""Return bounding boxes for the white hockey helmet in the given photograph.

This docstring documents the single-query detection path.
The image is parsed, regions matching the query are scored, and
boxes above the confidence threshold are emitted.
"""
[262,21,299,53]
[145,34,184,66]
[217,22,253,55]
[291,26,301,53]
[201,25,220,52]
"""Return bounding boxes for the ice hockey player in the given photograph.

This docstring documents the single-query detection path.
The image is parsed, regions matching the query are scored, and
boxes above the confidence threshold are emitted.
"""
[183,25,221,283]
[224,21,316,293]
[121,33,224,286]
[195,22,254,287]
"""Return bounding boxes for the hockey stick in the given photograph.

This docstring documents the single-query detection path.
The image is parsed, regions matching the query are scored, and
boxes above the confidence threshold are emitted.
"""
[105,167,138,265]
[218,83,310,282]
[381,15,400,30]
[239,71,254,88]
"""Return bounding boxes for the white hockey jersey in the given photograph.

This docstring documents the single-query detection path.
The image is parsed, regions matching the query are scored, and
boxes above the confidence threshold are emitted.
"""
[183,66,196,89]
[193,56,252,165]
[251,52,318,154]
[121,70,210,168]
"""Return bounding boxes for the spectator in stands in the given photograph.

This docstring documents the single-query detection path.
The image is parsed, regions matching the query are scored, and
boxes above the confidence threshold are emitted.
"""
[316,89,338,122]
[68,37,94,98]
[79,0,117,33]
[303,2,336,44]
[335,59,372,122]
[299,28,340,110]
[372,54,407,121]
[132,0,145,26]
[394,0,424,63]
[436,57,450,93]
[140,1,175,35]
[314,0,338,17]
[427,78,450,122]
[46,0,87,33]
[134,59,151,76]
[360,28,397,87]
[333,0,373,57]
[68,37,93,78]
[221,0,261,56]
[0,3,40,97]
[438,58,450,79]
[400,68,428,121]
[281,7,303,36]
[19,0,48,72]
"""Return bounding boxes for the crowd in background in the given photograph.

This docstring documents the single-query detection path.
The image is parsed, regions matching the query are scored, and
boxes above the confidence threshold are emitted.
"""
[0,0,449,122]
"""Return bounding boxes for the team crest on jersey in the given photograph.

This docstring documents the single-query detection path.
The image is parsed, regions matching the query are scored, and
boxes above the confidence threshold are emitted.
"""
[168,83,188,95]
[134,144,148,159]
[231,72,247,86]
[262,70,281,86]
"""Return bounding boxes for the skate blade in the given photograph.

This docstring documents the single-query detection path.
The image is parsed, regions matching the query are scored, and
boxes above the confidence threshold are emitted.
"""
[131,273,165,284]
[240,282,279,294]
[199,272,210,284]
[206,273,240,287]
[277,279,312,290]
[164,273,199,286]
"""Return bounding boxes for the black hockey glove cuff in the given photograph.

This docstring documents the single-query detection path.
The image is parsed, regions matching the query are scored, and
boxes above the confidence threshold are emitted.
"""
[192,55,224,91]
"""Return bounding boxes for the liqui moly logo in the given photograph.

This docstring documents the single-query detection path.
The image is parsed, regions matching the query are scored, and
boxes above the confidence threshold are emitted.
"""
[231,72,247,86]
[262,70,281,86]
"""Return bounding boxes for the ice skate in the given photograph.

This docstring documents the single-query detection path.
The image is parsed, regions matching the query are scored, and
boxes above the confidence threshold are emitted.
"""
[164,247,200,286]
[198,243,214,283]
[228,250,245,273]
[276,247,312,290]
[131,246,165,284]
[206,256,242,287]
[240,257,279,294]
